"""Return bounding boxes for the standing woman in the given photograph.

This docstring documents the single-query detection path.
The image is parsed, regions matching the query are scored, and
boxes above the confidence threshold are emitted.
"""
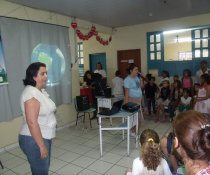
[19,62,56,175]
[173,110,210,175]
[124,63,144,134]
[194,74,210,116]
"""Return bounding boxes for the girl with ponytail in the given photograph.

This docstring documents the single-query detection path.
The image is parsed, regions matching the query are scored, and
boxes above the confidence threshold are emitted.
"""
[126,129,172,175]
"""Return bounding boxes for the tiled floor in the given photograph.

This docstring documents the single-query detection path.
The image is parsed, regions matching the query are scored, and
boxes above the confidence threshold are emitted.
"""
[0,115,172,175]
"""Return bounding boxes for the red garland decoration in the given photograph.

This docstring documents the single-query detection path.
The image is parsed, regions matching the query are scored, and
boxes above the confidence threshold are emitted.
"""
[71,22,112,46]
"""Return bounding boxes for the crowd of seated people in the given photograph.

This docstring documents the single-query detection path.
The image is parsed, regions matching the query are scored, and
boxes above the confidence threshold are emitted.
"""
[142,61,210,121]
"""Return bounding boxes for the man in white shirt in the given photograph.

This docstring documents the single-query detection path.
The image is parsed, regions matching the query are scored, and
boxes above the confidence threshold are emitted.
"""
[195,60,209,84]
[94,62,106,79]
[111,70,124,98]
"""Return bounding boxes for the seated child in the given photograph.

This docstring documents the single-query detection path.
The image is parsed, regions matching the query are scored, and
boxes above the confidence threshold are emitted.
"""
[156,80,170,122]
[126,129,172,175]
[168,80,182,121]
[177,88,192,113]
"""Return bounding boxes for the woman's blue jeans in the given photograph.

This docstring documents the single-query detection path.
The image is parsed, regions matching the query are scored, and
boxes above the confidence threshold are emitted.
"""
[19,135,51,175]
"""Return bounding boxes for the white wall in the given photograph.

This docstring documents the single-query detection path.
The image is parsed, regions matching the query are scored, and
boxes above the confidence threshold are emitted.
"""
[1,0,210,149]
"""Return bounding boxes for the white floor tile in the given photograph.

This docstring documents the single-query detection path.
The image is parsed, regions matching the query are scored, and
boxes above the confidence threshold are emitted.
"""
[11,161,31,174]
[7,147,23,156]
[99,152,123,164]
[3,156,26,169]
[51,147,68,158]
[71,155,96,168]
[77,169,101,175]
[49,158,68,172]
[105,165,127,175]
[0,152,15,162]
[87,160,113,174]
[57,151,81,163]
[2,170,17,175]
[56,163,83,175]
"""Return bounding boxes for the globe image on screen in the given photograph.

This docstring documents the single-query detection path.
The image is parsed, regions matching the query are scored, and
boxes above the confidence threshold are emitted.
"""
[31,43,66,86]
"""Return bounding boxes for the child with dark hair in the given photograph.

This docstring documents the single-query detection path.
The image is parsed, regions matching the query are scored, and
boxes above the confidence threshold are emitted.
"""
[144,76,158,116]
[181,69,193,95]
[177,88,192,113]
[156,80,171,122]
[126,129,172,175]
[159,70,170,87]
[168,80,182,121]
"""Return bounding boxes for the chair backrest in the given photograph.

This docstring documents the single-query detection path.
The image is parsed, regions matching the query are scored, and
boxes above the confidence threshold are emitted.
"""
[75,95,90,111]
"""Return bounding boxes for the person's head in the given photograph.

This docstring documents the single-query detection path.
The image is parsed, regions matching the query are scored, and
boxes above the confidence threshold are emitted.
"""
[200,73,210,85]
[115,70,121,77]
[140,129,161,171]
[127,63,138,77]
[174,80,182,89]
[96,62,103,70]
[193,83,200,93]
[173,110,210,162]
[161,70,169,78]
[173,75,179,81]
[200,60,208,72]
[162,80,169,87]
[182,88,190,98]
[150,76,156,83]
[183,69,191,77]
[23,62,47,89]
[84,70,93,81]
[145,73,152,81]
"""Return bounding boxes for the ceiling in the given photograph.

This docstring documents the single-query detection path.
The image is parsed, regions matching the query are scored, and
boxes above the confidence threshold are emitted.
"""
[6,0,210,28]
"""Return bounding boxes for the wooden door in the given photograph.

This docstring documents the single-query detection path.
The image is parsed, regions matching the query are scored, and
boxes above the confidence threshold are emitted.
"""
[117,49,141,78]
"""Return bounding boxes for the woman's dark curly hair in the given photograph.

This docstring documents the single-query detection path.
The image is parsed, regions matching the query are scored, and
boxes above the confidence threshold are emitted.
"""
[23,62,46,86]
[140,129,161,171]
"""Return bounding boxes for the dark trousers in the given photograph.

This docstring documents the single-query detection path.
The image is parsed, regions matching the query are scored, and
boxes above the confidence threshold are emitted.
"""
[147,97,156,114]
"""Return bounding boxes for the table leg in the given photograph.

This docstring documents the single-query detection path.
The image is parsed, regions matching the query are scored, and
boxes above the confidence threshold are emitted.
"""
[122,117,125,140]
[99,116,103,156]
[135,112,139,148]
[127,117,130,156]
[0,160,3,169]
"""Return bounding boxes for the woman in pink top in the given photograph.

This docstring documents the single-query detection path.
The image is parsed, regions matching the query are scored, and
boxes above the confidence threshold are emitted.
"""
[181,69,193,95]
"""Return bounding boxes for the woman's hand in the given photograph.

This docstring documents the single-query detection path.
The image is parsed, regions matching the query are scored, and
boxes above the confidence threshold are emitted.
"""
[40,144,48,159]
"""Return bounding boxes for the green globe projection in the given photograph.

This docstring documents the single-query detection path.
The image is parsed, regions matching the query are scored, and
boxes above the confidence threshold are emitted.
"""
[31,44,66,86]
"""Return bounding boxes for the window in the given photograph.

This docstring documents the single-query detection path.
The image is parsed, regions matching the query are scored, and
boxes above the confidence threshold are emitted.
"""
[0,36,8,85]
[147,26,210,76]
[148,32,163,61]
[192,28,209,58]
[78,42,84,77]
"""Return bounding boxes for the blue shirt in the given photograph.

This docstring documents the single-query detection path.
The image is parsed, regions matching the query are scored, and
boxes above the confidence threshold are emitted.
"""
[124,76,142,98]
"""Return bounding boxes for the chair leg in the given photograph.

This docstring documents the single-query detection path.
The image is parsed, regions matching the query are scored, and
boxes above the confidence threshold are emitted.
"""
[0,160,4,169]
[76,112,79,126]
[88,113,92,128]
[83,113,85,123]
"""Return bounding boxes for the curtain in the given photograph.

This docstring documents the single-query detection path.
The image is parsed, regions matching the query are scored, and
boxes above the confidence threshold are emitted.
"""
[0,17,71,121]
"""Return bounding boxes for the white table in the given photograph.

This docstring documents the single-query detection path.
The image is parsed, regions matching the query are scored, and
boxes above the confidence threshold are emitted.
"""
[97,110,139,156]
[96,97,123,125]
